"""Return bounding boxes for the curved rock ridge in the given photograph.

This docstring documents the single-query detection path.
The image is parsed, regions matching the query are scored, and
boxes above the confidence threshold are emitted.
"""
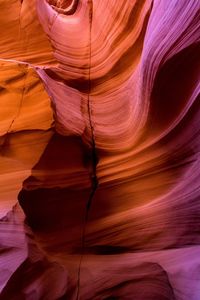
[0,0,200,299]
[47,0,79,15]
[0,60,53,217]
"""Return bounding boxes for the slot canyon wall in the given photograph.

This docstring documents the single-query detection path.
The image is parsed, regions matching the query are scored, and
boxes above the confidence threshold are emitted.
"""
[0,0,200,299]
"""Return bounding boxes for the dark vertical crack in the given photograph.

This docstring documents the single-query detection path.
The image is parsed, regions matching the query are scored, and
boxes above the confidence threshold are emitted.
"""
[76,1,98,299]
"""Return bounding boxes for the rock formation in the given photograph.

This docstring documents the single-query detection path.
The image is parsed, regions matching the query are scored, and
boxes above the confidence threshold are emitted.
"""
[0,0,200,299]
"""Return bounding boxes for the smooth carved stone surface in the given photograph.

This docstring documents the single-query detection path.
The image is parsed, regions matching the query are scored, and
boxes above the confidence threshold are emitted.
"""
[0,0,200,299]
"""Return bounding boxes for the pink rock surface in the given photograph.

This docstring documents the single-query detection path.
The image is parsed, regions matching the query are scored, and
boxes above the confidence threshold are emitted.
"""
[0,0,200,299]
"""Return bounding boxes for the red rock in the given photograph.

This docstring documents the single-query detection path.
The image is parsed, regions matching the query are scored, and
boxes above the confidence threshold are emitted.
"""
[0,0,200,299]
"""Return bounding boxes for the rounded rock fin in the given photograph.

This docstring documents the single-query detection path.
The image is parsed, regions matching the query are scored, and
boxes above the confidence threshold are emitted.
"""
[46,0,80,15]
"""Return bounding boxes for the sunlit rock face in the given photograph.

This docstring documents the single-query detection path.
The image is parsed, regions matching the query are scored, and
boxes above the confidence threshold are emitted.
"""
[0,0,200,299]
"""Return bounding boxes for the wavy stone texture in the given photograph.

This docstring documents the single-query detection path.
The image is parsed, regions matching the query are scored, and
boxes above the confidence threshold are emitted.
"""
[0,0,200,299]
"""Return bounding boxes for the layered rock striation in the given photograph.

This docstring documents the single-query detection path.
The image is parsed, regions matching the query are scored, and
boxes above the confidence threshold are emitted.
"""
[0,0,200,299]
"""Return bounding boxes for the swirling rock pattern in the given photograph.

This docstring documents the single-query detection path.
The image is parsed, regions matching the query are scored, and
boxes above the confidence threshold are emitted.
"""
[0,0,200,299]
